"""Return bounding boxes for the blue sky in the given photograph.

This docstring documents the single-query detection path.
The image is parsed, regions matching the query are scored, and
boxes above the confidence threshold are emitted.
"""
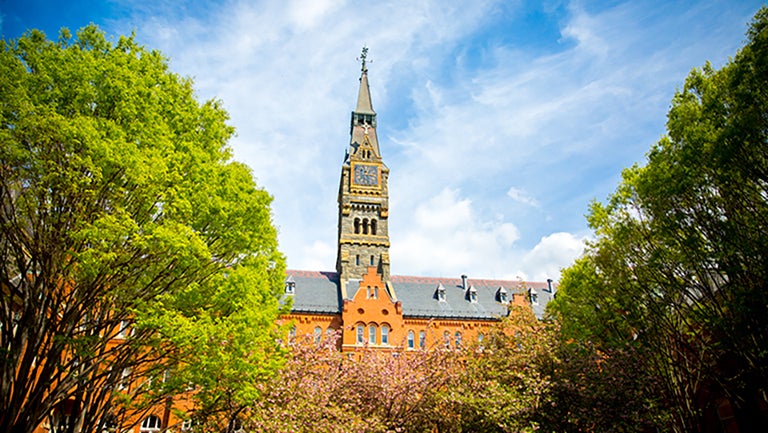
[2,0,764,281]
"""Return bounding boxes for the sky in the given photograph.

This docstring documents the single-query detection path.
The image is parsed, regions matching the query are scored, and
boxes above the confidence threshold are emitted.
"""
[1,0,764,282]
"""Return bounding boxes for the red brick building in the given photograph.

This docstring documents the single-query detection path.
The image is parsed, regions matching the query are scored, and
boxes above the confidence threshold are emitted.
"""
[281,50,555,352]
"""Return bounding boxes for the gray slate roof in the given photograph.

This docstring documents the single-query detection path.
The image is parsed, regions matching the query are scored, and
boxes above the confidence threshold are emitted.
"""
[283,270,555,320]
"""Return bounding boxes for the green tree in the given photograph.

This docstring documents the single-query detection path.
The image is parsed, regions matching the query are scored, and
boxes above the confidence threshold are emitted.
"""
[550,7,768,432]
[439,306,554,433]
[0,26,285,433]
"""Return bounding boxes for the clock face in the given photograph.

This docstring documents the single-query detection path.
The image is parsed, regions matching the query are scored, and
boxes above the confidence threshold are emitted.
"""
[353,164,379,186]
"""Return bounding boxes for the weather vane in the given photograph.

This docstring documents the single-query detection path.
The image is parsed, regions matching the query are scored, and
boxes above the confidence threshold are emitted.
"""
[357,45,370,72]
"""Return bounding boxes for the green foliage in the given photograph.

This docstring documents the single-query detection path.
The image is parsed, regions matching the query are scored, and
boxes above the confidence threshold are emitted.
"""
[0,26,285,433]
[442,307,554,433]
[550,7,768,431]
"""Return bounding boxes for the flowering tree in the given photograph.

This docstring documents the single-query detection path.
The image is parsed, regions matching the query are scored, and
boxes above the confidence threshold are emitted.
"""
[240,332,460,433]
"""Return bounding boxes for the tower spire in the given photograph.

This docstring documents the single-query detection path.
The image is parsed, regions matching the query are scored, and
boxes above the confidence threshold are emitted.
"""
[337,47,390,284]
[355,46,375,115]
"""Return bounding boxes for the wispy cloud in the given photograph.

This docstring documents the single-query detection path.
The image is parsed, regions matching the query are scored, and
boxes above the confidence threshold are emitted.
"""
[91,0,762,281]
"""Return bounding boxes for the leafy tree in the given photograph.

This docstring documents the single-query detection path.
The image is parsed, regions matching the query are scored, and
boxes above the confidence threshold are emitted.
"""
[550,7,768,432]
[441,306,555,433]
[0,26,285,433]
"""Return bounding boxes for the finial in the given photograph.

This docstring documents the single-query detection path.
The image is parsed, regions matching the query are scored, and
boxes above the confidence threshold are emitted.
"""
[357,45,369,73]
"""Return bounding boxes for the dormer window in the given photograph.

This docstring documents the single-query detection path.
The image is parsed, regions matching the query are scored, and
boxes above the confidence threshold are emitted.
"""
[284,275,296,295]
[497,286,508,304]
[467,285,478,303]
[435,283,446,302]
[529,288,539,305]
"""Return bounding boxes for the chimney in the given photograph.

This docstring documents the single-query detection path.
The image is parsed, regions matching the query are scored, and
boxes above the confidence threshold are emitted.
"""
[546,278,553,293]
[461,274,468,290]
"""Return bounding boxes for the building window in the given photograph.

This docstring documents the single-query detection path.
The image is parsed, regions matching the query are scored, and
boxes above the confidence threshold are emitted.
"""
[497,286,508,304]
[356,324,364,345]
[374,286,379,299]
[182,419,194,431]
[356,255,360,266]
[314,327,322,343]
[443,331,450,349]
[407,330,415,349]
[381,325,389,345]
[284,276,296,295]
[371,219,377,235]
[118,367,131,390]
[140,415,162,433]
[435,284,446,302]
[370,255,375,266]
[289,326,296,339]
[419,331,426,349]
[467,286,477,303]
[117,320,130,339]
[368,324,377,345]
[455,332,462,349]
[354,218,360,234]
[529,288,539,305]
[362,219,369,234]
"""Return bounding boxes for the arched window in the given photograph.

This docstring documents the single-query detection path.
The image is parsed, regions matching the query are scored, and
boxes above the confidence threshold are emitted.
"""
[371,219,377,235]
[356,324,364,345]
[140,415,162,433]
[362,219,369,235]
[370,255,375,266]
[354,218,360,234]
[381,325,390,345]
[314,327,322,343]
[419,331,426,349]
[407,330,415,349]
[373,286,379,299]
[443,331,451,349]
[455,332,462,349]
[369,324,377,345]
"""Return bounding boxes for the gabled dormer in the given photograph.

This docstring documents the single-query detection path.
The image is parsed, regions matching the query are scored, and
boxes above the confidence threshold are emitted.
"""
[435,283,446,302]
[466,285,478,303]
[496,286,508,304]
[284,275,296,295]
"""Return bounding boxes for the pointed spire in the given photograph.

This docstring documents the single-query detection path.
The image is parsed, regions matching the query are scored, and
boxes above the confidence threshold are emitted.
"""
[355,46,375,115]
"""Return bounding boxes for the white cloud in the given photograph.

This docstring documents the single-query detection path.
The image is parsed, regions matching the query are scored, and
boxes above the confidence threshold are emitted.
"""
[289,0,344,30]
[521,232,588,281]
[507,186,540,208]
[391,188,521,277]
[107,0,759,283]
[297,240,336,271]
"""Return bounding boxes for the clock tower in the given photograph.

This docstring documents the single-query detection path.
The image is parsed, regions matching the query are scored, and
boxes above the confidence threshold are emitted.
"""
[336,47,390,284]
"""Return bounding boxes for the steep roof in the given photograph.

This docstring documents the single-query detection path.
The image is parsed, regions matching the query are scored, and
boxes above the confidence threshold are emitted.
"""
[355,70,375,115]
[283,270,341,315]
[283,270,555,320]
